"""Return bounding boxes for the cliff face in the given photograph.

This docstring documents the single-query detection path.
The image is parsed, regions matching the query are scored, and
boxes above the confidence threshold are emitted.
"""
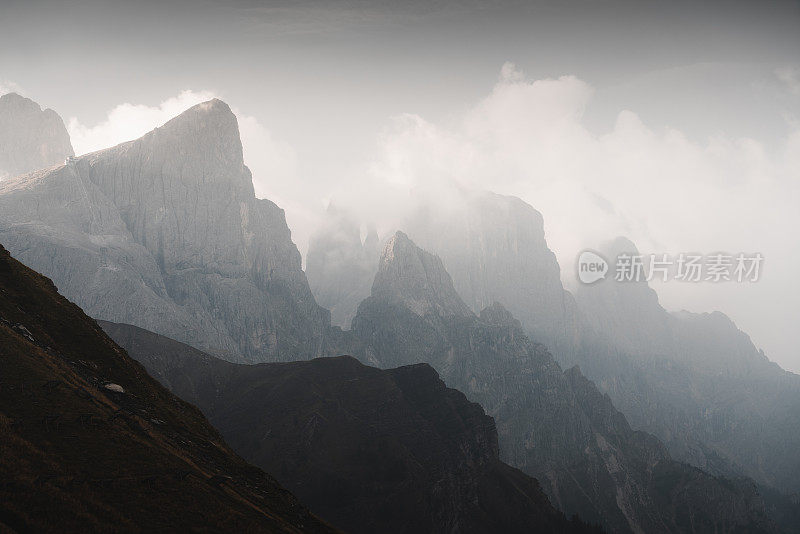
[0,244,335,533]
[101,320,599,534]
[0,92,74,179]
[403,191,582,358]
[305,192,582,349]
[0,99,330,363]
[305,206,380,328]
[349,232,774,534]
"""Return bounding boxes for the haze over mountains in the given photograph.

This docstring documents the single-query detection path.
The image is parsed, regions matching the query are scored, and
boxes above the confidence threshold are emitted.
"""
[310,188,800,501]
[1,93,798,533]
[574,238,800,495]
[347,231,774,533]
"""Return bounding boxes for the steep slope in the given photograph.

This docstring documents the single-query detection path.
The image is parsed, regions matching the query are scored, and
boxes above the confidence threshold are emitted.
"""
[403,191,583,357]
[0,243,335,533]
[0,99,330,363]
[304,191,582,346]
[349,232,775,533]
[100,321,600,534]
[0,92,74,179]
[575,238,800,497]
[306,205,380,328]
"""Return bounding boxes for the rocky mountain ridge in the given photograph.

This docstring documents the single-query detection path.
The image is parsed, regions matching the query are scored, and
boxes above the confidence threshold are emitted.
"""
[101,320,601,534]
[0,92,74,179]
[0,97,331,363]
[347,231,775,533]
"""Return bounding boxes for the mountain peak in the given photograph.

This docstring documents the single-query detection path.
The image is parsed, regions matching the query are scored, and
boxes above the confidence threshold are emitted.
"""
[372,231,473,318]
[0,96,330,364]
[0,92,39,110]
[149,98,242,162]
[0,92,74,179]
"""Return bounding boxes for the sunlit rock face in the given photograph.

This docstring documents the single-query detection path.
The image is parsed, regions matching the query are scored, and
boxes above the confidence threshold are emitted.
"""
[350,231,774,534]
[0,98,331,363]
[0,92,74,179]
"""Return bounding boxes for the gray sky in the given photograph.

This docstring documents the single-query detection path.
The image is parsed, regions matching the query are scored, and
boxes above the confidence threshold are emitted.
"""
[1,0,799,371]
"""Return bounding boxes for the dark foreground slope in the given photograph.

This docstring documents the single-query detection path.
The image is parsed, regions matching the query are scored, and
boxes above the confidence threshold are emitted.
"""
[0,244,335,533]
[101,321,601,534]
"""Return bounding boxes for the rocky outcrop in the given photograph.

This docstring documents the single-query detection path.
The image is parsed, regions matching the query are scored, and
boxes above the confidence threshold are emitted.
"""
[403,191,583,358]
[0,92,73,179]
[305,191,583,348]
[349,232,775,533]
[101,320,601,534]
[0,244,335,533]
[306,206,380,328]
[0,99,331,363]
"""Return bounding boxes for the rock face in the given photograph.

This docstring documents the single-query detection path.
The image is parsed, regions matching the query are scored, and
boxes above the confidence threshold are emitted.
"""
[574,238,800,498]
[349,232,775,534]
[403,191,582,358]
[305,206,380,328]
[0,99,330,363]
[0,92,74,179]
[100,321,600,534]
[0,244,335,533]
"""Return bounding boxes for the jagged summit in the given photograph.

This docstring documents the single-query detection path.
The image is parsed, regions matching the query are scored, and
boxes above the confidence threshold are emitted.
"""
[150,98,243,162]
[351,231,776,533]
[403,190,581,357]
[0,98,331,363]
[0,92,40,110]
[0,92,73,179]
[373,231,473,318]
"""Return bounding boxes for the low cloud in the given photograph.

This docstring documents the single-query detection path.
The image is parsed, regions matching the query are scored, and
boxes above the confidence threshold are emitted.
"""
[67,90,218,155]
[325,62,799,371]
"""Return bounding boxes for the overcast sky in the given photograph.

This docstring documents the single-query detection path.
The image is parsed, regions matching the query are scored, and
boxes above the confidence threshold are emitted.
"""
[1,0,799,371]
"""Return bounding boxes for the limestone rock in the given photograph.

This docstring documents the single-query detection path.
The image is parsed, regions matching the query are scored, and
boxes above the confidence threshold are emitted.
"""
[0,92,73,179]
[0,99,330,363]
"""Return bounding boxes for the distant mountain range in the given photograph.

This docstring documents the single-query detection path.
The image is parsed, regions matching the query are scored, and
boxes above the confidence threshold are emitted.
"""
[346,231,775,533]
[310,187,800,509]
[1,94,798,532]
